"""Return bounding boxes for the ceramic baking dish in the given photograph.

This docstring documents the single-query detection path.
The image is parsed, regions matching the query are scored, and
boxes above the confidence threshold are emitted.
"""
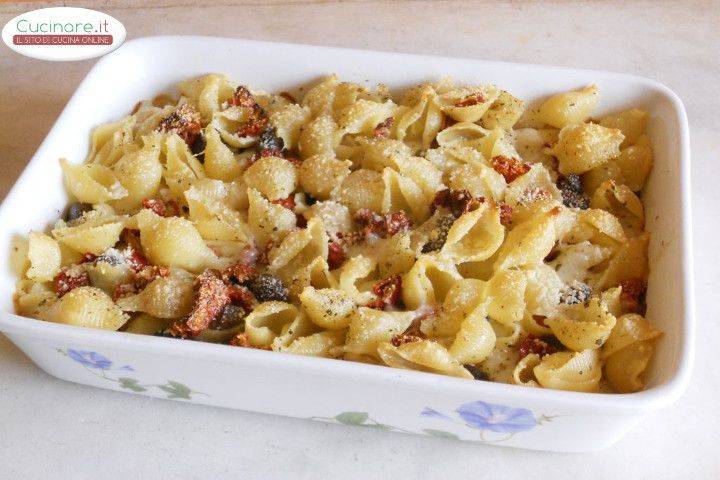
[0,36,694,452]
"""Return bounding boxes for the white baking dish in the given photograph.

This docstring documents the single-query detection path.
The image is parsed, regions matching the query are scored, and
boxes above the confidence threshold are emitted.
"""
[0,36,693,452]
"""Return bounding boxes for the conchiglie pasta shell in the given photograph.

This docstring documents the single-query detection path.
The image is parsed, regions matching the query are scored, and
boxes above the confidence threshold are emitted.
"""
[52,220,125,256]
[493,210,557,270]
[61,158,128,204]
[545,298,617,351]
[345,307,415,357]
[377,340,473,379]
[402,255,463,310]
[604,340,655,393]
[533,349,601,392]
[449,303,496,364]
[245,301,300,347]
[136,209,219,272]
[281,329,346,358]
[299,286,356,330]
[538,85,599,128]
[602,313,662,358]
[26,232,61,282]
[441,203,505,263]
[41,286,128,330]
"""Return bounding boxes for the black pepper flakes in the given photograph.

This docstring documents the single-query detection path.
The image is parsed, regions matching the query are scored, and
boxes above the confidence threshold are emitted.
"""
[248,274,289,303]
[557,174,589,210]
[258,127,284,153]
[191,130,206,163]
[464,364,488,380]
[211,304,246,330]
[64,202,93,222]
[421,214,455,253]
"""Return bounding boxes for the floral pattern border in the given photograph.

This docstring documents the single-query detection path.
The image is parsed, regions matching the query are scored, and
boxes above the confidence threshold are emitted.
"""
[57,348,558,442]
[314,401,559,443]
[56,348,205,400]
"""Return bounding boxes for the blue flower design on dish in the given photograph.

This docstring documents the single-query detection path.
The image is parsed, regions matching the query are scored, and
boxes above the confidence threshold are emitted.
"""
[421,400,546,441]
[58,348,206,400]
[420,407,452,421]
[455,400,536,433]
[66,349,112,370]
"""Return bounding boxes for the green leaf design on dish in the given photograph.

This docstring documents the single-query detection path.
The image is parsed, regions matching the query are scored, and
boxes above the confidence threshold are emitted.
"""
[423,428,459,439]
[159,380,193,399]
[118,377,146,392]
[334,411,370,425]
[363,423,392,430]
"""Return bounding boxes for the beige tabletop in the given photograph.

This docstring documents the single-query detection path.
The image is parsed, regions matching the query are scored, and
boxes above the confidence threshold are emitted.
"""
[1,1,719,478]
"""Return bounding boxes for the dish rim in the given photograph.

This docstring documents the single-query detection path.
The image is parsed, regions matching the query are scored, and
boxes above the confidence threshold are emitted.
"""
[0,35,695,414]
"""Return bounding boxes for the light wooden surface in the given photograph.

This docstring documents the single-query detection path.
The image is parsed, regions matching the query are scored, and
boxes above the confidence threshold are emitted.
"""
[1,1,718,478]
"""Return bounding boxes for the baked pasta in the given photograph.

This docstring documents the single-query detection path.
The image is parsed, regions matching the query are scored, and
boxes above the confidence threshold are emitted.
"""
[13,74,661,393]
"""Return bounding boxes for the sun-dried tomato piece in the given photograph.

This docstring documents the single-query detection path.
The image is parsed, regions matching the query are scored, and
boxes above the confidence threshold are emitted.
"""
[385,211,412,236]
[134,265,170,287]
[367,275,404,310]
[238,115,269,138]
[271,195,296,211]
[518,187,552,205]
[454,92,486,107]
[256,241,275,266]
[373,116,394,138]
[533,315,548,328]
[124,245,149,273]
[354,209,411,239]
[279,91,297,103]
[498,202,513,226]
[113,282,137,301]
[184,270,232,335]
[619,278,647,313]
[226,86,269,140]
[236,245,259,266]
[163,321,191,339]
[141,198,180,218]
[113,265,169,301]
[391,333,423,347]
[257,148,282,160]
[327,241,347,270]
[80,252,98,264]
[518,334,558,359]
[354,208,383,227]
[119,228,142,252]
[492,156,531,183]
[439,114,457,132]
[285,156,303,167]
[429,188,484,217]
[227,86,258,109]
[54,266,90,297]
[227,285,256,311]
[221,262,258,286]
[390,312,429,346]
[157,104,202,146]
